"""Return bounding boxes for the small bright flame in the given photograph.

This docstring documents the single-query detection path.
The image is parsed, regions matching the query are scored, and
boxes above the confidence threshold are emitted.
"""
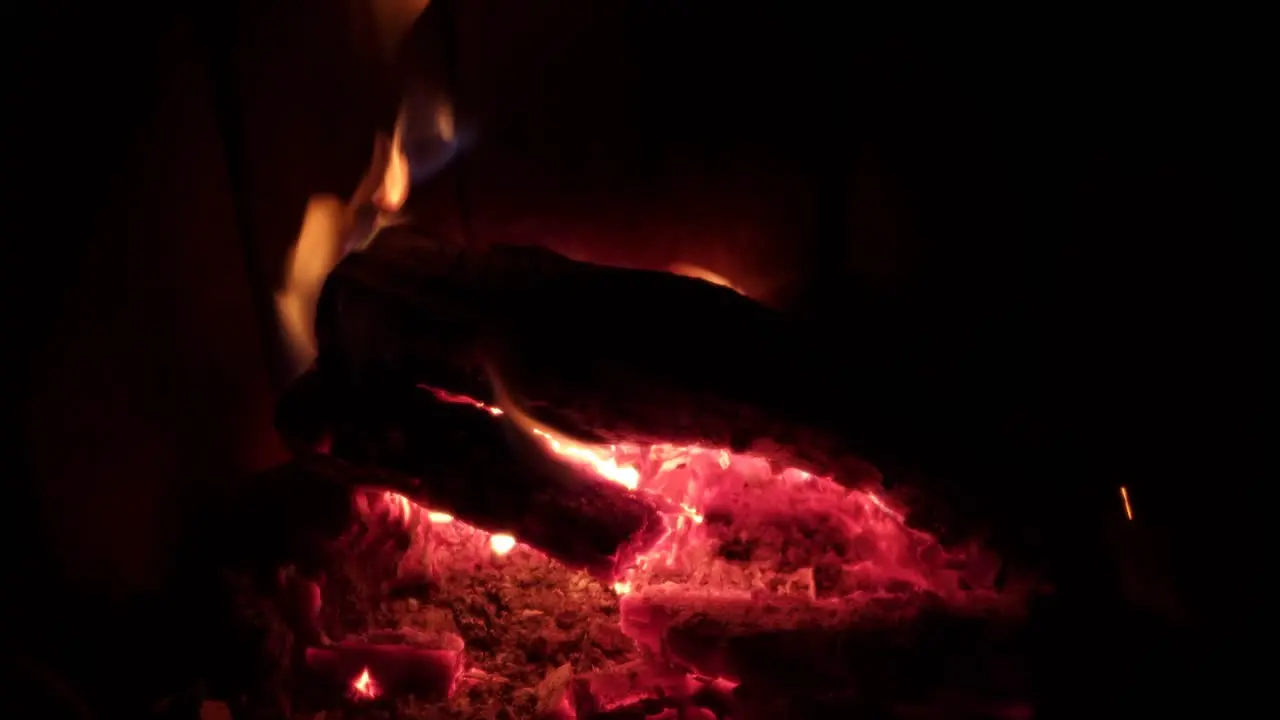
[612,580,631,595]
[351,666,379,700]
[531,428,641,490]
[374,119,410,213]
[427,511,454,524]
[490,533,516,555]
[1120,486,1133,520]
[669,262,745,295]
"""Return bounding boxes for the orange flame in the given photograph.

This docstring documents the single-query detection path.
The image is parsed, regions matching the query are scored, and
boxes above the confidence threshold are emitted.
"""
[374,120,410,213]
[1120,486,1133,520]
[489,533,516,555]
[351,666,379,700]
[669,262,745,295]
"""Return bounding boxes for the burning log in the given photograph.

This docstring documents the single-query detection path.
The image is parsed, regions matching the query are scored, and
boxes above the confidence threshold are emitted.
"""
[303,640,463,701]
[280,374,668,579]
[315,225,882,487]
[619,588,1024,703]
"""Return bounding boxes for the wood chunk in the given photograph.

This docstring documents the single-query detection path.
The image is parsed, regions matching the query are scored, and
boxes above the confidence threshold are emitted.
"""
[286,376,668,580]
[315,226,882,487]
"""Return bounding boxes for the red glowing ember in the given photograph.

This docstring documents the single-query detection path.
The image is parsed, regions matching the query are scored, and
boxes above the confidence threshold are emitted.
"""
[382,386,996,604]
[305,641,462,703]
[351,666,379,700]
[263,226,1026,716]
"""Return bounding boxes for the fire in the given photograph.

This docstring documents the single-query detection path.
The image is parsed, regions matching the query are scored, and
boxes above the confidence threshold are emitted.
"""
[1120,485,1134,520]
[489,533,517,555]
[374,118,410,213]
[275,196,347,374]
[427,510,454,523]
[393,385,990,602]
[351,666,379,700]
[530,427,640,490]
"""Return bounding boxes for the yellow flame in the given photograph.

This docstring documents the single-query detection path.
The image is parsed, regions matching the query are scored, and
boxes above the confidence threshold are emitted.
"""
[275,195,347,375]
[490,533,516,555]
[374,120,410,213]
[351,666,379,699]
[485,365,642,489]
[427,510,454,524]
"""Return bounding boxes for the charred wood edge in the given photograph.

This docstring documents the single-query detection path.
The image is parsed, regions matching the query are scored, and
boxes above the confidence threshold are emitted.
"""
[619,589,1027,698]
[566,659,738,720]
[302,642,463,703]
[315,227,887,487]
[276,370,669,579]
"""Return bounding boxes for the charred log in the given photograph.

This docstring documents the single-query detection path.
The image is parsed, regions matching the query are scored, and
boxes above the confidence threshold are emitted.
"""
[315,225,882,487]
[620,588,1026,706]
[279,374,668,579]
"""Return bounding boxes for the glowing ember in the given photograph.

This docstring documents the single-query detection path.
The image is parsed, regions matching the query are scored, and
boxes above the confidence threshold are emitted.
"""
[397,385,993,602]
[427,511,454,524]
[489,533,517,555]
[351,666,379,700]
[1120,485,1134,520]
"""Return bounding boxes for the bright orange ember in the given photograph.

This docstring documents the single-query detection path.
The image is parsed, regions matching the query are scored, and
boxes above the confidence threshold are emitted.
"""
[384,385,988,602]
[351,666,379,700]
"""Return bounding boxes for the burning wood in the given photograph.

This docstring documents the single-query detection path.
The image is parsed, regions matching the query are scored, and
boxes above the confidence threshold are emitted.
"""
[314,225,882,488]
[278,373,668,579]
[239,222,1031,716]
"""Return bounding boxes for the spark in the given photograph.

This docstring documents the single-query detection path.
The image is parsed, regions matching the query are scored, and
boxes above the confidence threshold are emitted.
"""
[1120,486,1133,520]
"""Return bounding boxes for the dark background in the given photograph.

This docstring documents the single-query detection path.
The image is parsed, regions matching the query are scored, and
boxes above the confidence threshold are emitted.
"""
[3,1,1251,716]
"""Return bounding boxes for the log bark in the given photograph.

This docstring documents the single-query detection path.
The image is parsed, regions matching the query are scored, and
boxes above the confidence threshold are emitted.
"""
[315,225,882,487]
[280,374,669,579]
[303,641,462,701]
[619,588,1025,703]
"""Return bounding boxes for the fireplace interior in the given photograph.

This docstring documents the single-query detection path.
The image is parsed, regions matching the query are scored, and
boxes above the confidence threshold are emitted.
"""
[6,1,1245,718]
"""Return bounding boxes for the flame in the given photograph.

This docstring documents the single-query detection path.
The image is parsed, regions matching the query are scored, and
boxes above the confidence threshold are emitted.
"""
[489,533,517,555]
[1120,485,1133,520]
[374,119,410,213]
[427,510,454,524]
[435,100,457,144]
[669,262,745,295]
[275,196,347,374]
[351,666,379,700]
